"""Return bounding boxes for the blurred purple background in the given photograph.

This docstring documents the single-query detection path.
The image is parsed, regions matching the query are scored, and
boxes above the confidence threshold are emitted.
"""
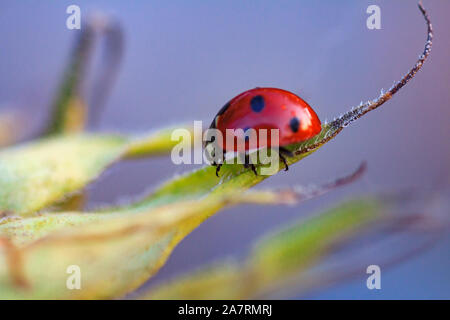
[0,0,449,298]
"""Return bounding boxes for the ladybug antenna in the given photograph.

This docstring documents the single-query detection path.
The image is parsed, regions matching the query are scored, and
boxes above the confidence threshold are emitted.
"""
[295,1,432,155]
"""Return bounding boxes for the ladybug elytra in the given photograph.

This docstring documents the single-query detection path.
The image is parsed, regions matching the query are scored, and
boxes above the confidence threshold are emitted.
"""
[207,87,321,176]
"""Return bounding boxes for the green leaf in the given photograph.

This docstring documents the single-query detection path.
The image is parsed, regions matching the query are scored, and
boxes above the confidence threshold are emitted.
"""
[140,197,386,300]
[125,125,199,158]
[248,198,380,283]
[0,187,327,299]
[0,125,194,217]
[0,135,126,216]
[0,164,361,299]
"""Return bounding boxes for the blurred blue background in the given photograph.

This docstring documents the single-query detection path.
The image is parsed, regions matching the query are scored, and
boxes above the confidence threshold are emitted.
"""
[0,0,449,299]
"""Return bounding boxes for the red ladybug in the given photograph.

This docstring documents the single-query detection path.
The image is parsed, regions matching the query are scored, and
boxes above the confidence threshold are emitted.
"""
[207,87,321,176]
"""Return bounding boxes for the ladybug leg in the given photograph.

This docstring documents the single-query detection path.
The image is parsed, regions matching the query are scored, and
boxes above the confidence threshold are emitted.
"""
[213,148,226,178]
[279,147,293,171]
[215,163,222,177]
[243,163,258,175]
[244,153,258,176]
[279,154,288,171]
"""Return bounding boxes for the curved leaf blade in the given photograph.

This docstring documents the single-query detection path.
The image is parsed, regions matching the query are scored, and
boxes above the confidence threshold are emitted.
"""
[0,189,311,299]
[0,125,194,217]
[141,198,385,299]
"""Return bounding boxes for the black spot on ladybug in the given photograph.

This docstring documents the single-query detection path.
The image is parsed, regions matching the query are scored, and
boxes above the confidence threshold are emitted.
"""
[289,117,300,133]
[250,95,265,113]
[217,102,230,116]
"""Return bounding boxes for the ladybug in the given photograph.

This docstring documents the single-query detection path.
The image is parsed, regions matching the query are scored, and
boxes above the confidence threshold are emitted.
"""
[207,87,321,177]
